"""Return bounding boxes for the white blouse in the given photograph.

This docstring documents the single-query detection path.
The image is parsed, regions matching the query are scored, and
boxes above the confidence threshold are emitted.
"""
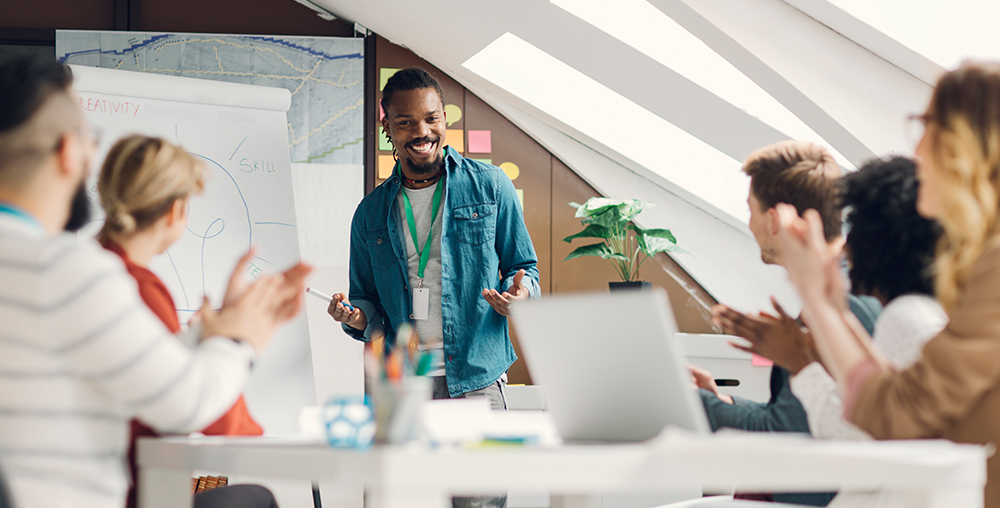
[789,294,947,440]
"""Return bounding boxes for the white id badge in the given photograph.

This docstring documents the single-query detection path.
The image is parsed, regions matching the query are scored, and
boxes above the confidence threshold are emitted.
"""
[412,287,430,320]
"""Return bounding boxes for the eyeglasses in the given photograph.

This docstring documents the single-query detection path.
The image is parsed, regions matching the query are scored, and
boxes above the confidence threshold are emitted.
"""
[905,114,933,149]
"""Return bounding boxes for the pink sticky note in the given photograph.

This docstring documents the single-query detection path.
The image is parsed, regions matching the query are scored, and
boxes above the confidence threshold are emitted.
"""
[467,130,492,153]
[752,354,773,367]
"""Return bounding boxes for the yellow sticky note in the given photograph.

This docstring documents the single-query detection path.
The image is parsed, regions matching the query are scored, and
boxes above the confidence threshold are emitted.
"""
[446,129,464,153]
[379,68,401,91]
[516,189,524,209]
[378,155,396,179]
[444,104,463,126]
[500,162,520,181]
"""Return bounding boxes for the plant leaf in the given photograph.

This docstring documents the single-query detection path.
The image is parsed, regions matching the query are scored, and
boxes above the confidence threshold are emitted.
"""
[638,235,690,256]
[562,224,611,243]
[619,199,655,221]
[638,228,676,243]
[587,206,625,228]
[573,197,625,219]
[564,242,630,262]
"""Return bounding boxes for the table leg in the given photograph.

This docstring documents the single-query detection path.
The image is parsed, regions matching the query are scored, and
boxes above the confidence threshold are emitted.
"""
[550,494,603,508]
[139,467,192,508]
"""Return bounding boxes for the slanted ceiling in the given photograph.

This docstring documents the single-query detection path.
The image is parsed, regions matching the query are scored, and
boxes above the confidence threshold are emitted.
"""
[315,0,938,312]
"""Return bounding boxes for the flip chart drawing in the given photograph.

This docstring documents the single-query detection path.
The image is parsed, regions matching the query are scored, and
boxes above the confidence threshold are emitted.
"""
[70,65,311,433]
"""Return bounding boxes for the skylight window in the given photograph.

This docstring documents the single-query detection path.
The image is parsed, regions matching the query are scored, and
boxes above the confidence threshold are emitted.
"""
[463,32,751,222]
[551,0,856,170]
[827,0,1000,70]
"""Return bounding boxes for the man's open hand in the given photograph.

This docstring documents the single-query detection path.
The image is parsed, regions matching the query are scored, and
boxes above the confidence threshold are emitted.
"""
[483,269,529,316]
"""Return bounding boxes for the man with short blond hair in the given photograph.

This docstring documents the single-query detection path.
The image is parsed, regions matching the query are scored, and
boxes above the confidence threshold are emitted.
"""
[742,140,843,263]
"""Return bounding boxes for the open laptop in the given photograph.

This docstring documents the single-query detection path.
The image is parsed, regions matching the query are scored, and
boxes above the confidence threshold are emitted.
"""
[512,289,710,442]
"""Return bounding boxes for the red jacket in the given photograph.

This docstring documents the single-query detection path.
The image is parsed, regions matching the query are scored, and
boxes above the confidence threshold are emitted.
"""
[103,241,262,508]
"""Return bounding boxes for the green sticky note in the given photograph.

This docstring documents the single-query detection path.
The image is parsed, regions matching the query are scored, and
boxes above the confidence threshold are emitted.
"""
[380,68,401,91]
[516,189,524,209]
[378,126,393,152]
[472,158,493,165]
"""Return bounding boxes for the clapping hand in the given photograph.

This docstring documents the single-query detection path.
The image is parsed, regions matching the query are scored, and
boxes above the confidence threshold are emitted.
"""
[774,205,845,309]
[199,248,312,354]
[712,297,817,375]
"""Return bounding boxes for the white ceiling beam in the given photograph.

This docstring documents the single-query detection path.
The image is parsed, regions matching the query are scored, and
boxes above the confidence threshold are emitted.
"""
[647,0,934,164]
[314,0,797,164]
[782,0,945,86]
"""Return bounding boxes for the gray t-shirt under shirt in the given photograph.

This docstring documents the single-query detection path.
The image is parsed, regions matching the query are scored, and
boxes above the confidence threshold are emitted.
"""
[397,182,445,375]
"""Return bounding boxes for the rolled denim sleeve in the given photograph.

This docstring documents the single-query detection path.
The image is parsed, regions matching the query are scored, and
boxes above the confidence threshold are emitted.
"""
[344,209,385,341]
[494,170,540,298]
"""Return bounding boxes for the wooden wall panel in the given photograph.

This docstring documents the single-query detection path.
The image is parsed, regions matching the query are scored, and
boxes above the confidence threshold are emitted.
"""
[140,0,356,36]
[1,0,115,31]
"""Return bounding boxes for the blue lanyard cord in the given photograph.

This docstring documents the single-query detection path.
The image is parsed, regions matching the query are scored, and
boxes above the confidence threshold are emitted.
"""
[0,202,42,231]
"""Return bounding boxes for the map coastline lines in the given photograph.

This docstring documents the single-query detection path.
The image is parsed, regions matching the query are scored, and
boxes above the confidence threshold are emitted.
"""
[57,31,365,165]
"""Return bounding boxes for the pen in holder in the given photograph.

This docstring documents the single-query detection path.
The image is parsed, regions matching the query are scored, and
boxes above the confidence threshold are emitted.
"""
[371,325,433,444]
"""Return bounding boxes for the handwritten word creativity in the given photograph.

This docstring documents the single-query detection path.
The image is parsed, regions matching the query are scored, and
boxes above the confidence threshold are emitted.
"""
[78,97,140,117]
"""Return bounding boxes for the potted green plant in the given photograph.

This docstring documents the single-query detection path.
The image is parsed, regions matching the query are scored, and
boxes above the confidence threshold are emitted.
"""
[563,197,687,291]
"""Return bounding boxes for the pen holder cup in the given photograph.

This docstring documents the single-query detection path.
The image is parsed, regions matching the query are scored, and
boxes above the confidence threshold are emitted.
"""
[322,395,375,449]
[374,376,433,444]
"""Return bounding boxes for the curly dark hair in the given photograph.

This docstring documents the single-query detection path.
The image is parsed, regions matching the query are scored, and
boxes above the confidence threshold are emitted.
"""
[842,156,941,302]
[380,67,445,113]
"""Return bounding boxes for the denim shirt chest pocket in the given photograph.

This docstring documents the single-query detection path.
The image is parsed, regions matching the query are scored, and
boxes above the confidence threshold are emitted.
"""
[452,202,497,245]
[366,227,397,270]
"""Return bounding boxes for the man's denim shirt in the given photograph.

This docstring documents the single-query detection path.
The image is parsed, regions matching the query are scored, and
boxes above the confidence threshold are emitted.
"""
[344,147,540,397]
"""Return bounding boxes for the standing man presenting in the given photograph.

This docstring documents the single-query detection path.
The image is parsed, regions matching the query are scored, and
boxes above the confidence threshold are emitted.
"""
[329,67,539,411]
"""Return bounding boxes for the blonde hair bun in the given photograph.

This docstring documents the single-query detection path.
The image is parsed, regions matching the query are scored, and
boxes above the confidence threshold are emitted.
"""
[97,135,205,243]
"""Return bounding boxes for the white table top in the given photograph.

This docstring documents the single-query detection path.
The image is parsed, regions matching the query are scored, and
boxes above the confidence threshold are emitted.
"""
[138,429,986,495]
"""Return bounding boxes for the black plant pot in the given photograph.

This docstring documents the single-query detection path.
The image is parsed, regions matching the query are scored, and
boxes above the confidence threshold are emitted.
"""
[609,281,651,292]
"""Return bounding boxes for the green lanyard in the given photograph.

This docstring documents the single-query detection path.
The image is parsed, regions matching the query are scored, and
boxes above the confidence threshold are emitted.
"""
[401,172,444,286]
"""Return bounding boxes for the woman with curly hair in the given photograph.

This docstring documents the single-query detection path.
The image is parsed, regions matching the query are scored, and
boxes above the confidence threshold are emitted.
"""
[788,156,946,441]
[776,61,1000,507]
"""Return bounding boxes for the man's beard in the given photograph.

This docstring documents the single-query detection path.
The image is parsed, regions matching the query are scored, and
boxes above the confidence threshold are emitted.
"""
[404,155,444,177]
[402,137,444,176]
[64,180,91,232]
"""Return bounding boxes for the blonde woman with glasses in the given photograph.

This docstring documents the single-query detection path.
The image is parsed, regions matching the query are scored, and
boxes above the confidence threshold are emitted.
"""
[775,61,1000,507]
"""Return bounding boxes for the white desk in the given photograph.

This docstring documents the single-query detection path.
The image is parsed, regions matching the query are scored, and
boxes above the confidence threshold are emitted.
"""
[138,431,986,508]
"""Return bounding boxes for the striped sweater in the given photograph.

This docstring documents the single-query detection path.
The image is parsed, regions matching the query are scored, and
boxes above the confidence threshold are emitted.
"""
[0,214,254,508]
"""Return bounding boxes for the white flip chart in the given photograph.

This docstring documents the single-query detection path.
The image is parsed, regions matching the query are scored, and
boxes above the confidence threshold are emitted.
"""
[70,65,313,433]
